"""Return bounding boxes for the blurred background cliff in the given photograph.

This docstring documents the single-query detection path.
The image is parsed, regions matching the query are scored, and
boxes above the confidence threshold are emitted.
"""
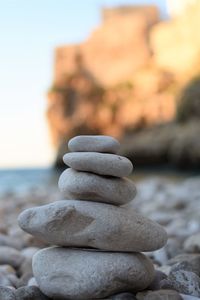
[47,0,200,169]
[1,0,200,196]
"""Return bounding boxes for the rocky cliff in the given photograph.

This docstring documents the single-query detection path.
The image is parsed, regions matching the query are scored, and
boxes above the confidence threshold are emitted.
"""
[47,4,200,168]
[54,6,159,87]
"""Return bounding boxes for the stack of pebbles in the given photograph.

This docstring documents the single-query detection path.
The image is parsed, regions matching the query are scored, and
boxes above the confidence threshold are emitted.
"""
[18,135,167,299]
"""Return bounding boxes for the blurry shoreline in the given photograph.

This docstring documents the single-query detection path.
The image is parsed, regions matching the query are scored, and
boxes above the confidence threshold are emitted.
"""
[0,166,199,199]
[0,167,60,198]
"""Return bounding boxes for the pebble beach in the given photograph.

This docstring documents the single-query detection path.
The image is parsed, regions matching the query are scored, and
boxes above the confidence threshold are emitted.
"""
[0,170,200,299]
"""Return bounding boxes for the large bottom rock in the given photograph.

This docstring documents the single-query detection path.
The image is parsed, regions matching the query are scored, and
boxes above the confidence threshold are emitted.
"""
[33,247,155,300]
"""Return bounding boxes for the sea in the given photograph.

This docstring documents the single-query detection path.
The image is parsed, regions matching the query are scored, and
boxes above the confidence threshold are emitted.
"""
[0,167,61,197]
[0,166,199,198]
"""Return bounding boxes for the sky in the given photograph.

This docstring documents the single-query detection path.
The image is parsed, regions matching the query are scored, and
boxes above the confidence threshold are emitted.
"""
[0,0,167,168]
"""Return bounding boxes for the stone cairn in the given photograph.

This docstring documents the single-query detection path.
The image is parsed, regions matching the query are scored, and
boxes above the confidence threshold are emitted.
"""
[18,135,167,299]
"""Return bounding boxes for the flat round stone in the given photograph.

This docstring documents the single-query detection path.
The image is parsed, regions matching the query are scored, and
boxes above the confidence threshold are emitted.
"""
[68,135,120,153]
[63,152,133,177]
[58,168,136,205]
[33,247,154,299]
[18,200,167,252]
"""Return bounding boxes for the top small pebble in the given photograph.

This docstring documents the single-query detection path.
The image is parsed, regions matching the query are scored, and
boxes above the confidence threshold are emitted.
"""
[68,135,120,154]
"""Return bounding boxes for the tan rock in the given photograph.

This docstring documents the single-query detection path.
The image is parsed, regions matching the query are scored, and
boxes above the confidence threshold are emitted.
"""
[151,3,200,77]
[55,6,159,87]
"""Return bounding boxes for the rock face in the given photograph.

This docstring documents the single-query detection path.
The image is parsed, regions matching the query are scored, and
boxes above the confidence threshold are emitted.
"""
[47,6,178,167]
[54,6,159,87]
[18,135,167,299]
[151,2,200,77]
[47,4,200,169]
[120,120,200,168]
